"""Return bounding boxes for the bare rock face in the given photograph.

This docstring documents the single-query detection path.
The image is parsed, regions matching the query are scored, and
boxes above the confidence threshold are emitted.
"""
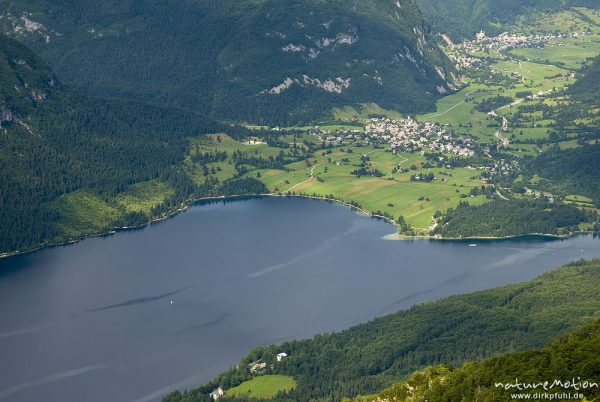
[0,31,57,127]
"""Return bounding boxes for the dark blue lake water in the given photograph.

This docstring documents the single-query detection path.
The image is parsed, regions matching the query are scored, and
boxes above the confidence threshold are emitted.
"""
[1,197,599,402]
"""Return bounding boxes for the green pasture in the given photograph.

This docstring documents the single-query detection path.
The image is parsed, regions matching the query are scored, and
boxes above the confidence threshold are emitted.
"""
[331,102,405,121]
[114,180,174,214]
[49,179,176,238]
[226,375,297,399]
[510,41,600,70]
[49,191,120,238]
[251,146,486,229]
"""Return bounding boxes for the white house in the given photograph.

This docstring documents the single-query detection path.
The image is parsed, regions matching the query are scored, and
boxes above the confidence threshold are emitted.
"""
[276,352,288,362]
[209,387,224,400]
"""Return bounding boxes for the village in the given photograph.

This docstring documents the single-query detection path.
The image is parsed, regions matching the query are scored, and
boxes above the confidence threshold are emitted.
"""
[455,30,589,54]
[363,117,477,157]
[448,29,590,70]
[305,117,477,157]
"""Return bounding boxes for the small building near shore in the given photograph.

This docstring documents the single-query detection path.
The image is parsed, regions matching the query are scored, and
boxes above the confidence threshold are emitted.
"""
[209,387,224,400]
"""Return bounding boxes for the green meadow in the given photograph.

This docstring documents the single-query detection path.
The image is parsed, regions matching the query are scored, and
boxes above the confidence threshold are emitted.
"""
[190,134,487,230]
[226,375,296,399]
[510,41,600,70]
[49,180,175,239]
[331,102,405,121]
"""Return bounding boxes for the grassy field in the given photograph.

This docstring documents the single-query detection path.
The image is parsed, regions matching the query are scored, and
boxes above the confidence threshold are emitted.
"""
[114,180,174,214]
[418,84,496,142]
[510,41,600,70]
[226,375,296,399]
[331,102,405,121]
[49,179,175,239]
[188,134,487,230]
[418,59,571,147]
[266,149,484,229]
[50,191,121,238]
[564,195,597,211]
[184,133,297,184]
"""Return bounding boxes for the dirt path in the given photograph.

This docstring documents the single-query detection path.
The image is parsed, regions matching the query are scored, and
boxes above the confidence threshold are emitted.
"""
[284,149,382,192]
[427,91,478,119]
[284,161,327,192]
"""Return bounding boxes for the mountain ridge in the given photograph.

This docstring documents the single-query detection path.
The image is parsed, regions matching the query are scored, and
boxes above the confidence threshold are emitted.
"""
[0,0,456,124]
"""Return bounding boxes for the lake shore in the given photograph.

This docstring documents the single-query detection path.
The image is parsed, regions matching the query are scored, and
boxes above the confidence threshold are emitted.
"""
[0,192,594,260]
[390,232,593,242]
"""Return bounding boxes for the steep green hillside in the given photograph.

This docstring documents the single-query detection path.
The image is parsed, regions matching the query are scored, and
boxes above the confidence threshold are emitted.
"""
[522,144,600,208]
[570,54,600,108]
[0,33,260,255]
[0,0,455,125]
[351,317,600,401]
[165,259,600,401]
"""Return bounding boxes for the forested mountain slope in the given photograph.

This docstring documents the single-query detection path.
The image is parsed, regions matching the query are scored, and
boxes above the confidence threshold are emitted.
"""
[570,54,600,107]
[0,33,256,255]
[522,145,600,207]
[432,199,593,238]
[165,259,600,401]
[0,0,455,124]
[351,316,600,401]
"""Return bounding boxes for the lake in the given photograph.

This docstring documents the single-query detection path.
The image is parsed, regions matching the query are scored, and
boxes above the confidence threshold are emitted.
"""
[0,197,599,402]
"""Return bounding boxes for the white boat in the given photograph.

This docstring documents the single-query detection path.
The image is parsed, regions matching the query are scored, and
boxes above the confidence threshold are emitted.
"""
[469,243,477,247]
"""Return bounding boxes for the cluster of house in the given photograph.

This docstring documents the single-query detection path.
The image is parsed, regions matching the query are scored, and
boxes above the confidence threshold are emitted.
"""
[209,353,289,400]
[308,126,364,146]
[480,159,519,180]
[364,117,477,157]
[248,352,289,374]
[456,30,589,53]
[448,53,483,70]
